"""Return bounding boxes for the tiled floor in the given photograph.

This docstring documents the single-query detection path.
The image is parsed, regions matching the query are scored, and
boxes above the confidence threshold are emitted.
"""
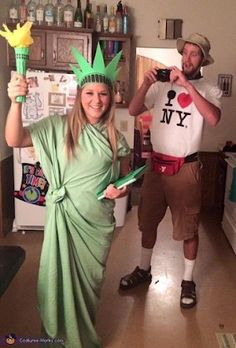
[0,206,236,348]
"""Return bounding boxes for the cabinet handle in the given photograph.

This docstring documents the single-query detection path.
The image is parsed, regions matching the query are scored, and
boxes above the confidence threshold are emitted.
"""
[41,50,44,59]
[53,50,57,62]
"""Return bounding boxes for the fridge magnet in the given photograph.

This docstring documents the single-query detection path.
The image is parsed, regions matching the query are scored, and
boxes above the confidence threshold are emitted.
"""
[49,92,66,107]
[23,92,44,121]
[49,107,65,116]
[14,162,49,206]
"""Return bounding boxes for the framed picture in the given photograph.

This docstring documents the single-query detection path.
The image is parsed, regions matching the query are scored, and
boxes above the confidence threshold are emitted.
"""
[49,92,66,106]
[218,74,233,97]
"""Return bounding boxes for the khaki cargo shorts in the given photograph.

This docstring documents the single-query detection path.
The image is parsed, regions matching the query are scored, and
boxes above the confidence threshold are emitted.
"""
[138,161,202,241]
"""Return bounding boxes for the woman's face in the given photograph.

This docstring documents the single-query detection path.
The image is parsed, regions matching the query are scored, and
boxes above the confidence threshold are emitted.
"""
[81,83,111,124]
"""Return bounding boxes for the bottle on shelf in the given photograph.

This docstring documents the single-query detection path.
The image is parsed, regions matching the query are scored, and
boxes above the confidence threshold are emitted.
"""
[108,6,116,34]
[27,0,37,23]
[115,7,123,33]
[74,0,83,28]
[44,0,55,26]
[117,0,123,15]
[94,5,102,32]
[141,129,153,161]
[84,0,93,29]
[107,40,114,58]
[114,80,123,104]
[102,4,109,33]
[19,0,27,23]
[63,0,74,28]
[122,5,129,34]
[36,0,45,25]
[55,0,64,27]
[9,0,19,23]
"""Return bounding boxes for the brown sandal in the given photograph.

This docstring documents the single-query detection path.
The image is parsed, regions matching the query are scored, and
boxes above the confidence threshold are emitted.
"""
[119,266,152,290]
[180,280,197,309]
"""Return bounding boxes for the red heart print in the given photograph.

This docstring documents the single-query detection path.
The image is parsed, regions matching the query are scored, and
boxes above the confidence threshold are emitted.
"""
[177,93,192,108]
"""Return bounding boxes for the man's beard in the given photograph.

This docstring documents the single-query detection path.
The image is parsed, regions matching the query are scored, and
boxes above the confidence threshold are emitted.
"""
[182,64,202,80]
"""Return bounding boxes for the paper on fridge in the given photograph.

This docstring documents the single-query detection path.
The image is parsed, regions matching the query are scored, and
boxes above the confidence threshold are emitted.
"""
[21,70,77,124]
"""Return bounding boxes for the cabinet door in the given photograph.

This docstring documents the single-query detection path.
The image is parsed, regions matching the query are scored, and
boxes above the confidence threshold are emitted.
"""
[47,32,92,71]
[28,30,46,67]
[7,30,46,68]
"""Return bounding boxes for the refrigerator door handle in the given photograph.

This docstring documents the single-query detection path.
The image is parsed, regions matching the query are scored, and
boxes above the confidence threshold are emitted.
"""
[53,50,57,63]
[16,148,22,164]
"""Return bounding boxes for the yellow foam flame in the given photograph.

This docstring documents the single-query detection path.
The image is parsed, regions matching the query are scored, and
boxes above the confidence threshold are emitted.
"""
[0,21,34,48]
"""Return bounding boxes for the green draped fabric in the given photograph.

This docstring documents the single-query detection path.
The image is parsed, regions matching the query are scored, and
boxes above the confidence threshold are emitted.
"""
[28,116,130,348]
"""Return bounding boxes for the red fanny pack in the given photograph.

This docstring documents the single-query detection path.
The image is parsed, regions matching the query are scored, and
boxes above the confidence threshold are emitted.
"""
[151,152,185,176]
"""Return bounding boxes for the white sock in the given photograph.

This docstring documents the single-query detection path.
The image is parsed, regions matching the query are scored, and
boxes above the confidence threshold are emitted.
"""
[140,247,153,271]
[182,258,196,305]
[183,257,196,281]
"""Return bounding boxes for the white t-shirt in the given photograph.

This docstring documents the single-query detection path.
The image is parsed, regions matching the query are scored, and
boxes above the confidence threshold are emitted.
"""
[145,78,222,157]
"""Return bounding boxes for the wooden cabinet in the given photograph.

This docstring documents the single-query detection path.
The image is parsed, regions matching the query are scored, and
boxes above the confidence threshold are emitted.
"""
[7,25,93,72]
[46,30,92,70]
[7,25,132,107]
[93,33,132,107]
[199,151,227,214]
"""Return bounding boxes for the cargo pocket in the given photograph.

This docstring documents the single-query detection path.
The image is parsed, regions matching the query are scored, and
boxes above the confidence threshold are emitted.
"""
[184,206,200,239]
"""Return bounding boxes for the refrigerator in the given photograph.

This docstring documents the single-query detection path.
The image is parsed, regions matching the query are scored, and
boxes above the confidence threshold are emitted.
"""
[13,70,128,231]
[13,70,77,231]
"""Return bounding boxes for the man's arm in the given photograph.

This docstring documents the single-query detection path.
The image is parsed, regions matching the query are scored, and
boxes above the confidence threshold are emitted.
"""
[5,73,32,147]
[129,68,157,116]
[184,82,221,126]
[170,67,221,126]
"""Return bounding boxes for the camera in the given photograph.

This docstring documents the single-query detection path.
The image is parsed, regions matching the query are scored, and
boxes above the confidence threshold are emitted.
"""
[155,69,171,82]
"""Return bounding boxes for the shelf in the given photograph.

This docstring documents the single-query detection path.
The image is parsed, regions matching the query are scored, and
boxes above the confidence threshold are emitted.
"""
[94,32,132,39]
[6,22,94,33]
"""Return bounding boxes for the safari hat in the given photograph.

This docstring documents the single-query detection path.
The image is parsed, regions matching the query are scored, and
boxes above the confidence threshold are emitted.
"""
[176,33,214,66]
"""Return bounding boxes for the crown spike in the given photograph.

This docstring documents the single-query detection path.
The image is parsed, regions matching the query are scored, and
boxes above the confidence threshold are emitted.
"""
[105,50,122,81]
[70,43,122,87]
[71,47,94,74]
[93,42,106,73]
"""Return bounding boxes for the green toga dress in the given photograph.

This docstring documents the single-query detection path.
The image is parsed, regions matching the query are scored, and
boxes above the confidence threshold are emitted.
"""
[28,116,130,348]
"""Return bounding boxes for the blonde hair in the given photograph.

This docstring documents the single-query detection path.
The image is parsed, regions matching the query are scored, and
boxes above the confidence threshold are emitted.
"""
[66,86,119,160]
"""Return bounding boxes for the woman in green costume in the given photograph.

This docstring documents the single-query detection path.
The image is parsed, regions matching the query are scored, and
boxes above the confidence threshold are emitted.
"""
[6,44,130,348]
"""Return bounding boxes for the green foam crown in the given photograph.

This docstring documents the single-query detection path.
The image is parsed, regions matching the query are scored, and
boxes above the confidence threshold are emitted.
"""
[70,43,122,87]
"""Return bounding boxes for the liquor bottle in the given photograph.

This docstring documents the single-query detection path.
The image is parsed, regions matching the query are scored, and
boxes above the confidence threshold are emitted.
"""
[115,7,123,33]
[122,5,129,34]
[63,0,74,28]
[44,0,55,26]
[19,0,27,23]
[114,80,123,104]
[55,0,64,26]
[108,6,116,34]
[74,0,83,28]
[27,0,37,23]
[102,4,109,33]
[9,0,19,23]
[94,5,102,32]
[117,0,123,15]
[141,129,152,161]
[84,0,93,29]
[36,0,45,25]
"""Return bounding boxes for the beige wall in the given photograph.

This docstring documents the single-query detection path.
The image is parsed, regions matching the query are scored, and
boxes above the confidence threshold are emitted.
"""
[1,1,236,153]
